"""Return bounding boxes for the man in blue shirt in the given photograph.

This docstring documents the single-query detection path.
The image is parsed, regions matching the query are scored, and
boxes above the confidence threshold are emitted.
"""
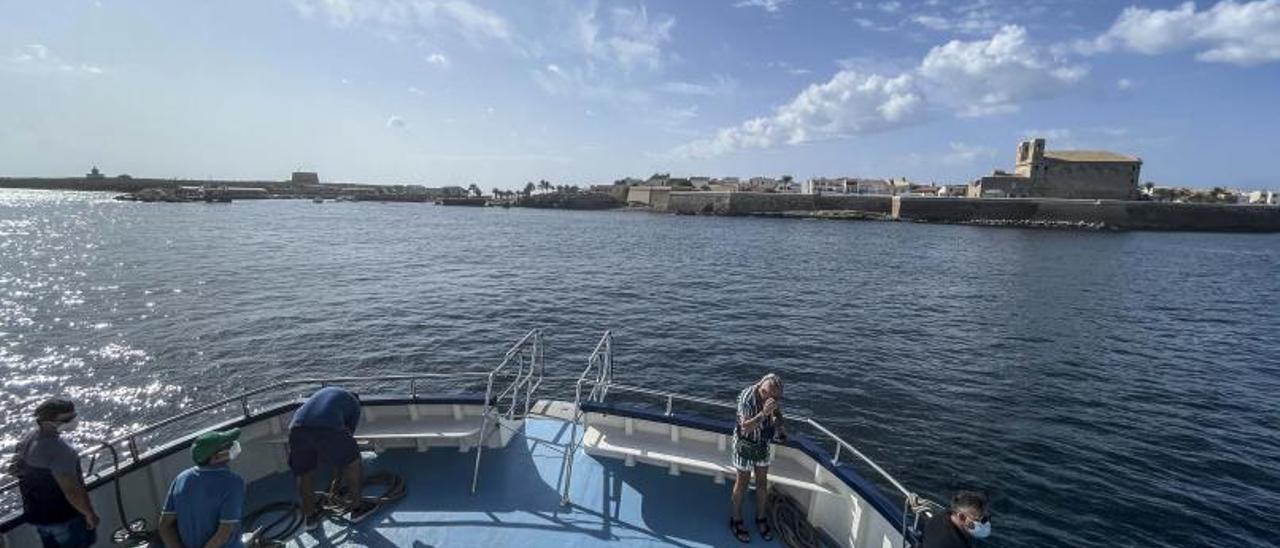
[159,429,245,548]
[288,387,373,528]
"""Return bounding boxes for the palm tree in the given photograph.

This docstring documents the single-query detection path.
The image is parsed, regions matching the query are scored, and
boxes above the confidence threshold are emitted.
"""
[467,183,481,197]
[491,187,501,198]
[538,180,551,194]
[523,182,535,197]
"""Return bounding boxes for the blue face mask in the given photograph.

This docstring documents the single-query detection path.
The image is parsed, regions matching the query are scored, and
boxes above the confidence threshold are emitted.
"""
[968,518,991,539]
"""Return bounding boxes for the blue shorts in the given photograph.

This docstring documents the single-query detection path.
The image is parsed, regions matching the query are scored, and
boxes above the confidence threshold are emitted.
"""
[287,427,359,475]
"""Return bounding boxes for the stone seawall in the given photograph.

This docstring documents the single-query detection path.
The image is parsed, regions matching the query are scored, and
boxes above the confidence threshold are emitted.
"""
[662,192,1280,232]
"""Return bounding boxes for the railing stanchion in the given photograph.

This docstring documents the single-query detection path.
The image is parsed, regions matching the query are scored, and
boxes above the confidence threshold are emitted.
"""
[665,395,673,416]
[240,394,250,418]
[127,437,140,463]
[833,443,842,465]
[410,379,417,400]
[472,373,495,495]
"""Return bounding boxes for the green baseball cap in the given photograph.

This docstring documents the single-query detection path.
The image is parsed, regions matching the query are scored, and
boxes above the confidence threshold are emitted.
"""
[191,428,240,465]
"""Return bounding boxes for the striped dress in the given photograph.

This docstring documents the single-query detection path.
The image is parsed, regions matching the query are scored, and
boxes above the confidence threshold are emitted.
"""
[732,383,776,471]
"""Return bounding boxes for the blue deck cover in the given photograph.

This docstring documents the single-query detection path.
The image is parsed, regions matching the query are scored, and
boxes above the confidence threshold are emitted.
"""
[245,417,783,547]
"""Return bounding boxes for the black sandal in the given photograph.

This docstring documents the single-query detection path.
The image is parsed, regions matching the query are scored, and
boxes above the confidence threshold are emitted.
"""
[756,517,773,541]
[730,518,751,543]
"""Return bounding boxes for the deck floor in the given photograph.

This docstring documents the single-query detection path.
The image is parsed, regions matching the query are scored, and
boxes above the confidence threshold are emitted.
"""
[247,417,781,547]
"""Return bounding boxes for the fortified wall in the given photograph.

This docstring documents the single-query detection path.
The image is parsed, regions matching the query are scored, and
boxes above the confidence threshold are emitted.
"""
[661,192,1280,232]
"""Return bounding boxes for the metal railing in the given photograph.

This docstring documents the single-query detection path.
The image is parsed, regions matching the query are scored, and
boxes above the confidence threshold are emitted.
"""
[1,330,545,511]
[560,330,612,504]
[562,334,937,546]
[472,328,543,493]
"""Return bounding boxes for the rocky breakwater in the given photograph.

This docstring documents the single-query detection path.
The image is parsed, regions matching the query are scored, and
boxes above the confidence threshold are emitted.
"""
[517,191,622,210]
[661,191,1280,232]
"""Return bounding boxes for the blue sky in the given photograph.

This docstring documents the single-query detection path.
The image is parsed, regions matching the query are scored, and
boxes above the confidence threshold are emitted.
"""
[2,0,1278,189]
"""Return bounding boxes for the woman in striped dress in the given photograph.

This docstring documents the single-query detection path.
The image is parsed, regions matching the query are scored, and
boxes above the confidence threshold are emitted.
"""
[729,373,785,543]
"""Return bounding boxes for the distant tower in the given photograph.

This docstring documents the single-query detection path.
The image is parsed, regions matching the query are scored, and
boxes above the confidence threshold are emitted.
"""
[1014,138,1046,181]
[86,166,104,179]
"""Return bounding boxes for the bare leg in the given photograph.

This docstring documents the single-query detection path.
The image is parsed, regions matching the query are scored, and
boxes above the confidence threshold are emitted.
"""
[297,472,316,517]
[754,466,769,518]
[731,470,751,521]
[342,458,363,508]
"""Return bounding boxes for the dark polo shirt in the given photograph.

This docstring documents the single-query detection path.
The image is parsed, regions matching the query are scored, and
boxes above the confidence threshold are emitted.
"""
[922,511,974,548]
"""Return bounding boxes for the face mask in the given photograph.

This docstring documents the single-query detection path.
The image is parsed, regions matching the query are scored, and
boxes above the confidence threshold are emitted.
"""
[227,441,242,461]
[968,518,992,539]
[56,418,79,433]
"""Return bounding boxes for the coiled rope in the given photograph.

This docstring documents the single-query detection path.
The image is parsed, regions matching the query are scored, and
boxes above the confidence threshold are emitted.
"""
[767,491,840,548]
[242,471,406,547]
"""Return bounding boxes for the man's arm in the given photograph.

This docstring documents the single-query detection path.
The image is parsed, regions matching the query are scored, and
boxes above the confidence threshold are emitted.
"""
[158,513,183,548]
[737,394,777,433]
[52,474,98,529]
[202,522,235,548]
[738,410,768,432]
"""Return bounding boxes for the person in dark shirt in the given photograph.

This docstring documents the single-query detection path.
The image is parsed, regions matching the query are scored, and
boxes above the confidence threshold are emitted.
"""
[287,387,374,529]
[923,491,991,548]
[6,398,99,548]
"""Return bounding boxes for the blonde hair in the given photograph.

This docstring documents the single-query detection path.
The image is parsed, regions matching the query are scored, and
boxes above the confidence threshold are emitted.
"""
[760,373,783,394]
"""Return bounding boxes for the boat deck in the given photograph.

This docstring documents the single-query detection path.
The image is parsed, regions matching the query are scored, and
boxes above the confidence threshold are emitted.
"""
[246,417,781,547]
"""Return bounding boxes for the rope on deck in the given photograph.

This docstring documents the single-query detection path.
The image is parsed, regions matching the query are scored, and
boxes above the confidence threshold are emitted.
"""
[768,491,840,548]
[243,471,406,547]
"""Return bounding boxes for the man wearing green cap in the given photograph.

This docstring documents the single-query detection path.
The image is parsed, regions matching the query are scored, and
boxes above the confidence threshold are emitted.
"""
[158,429,246,548]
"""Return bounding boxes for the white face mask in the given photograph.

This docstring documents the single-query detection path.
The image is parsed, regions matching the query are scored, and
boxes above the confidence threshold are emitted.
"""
[968,518,992,539]
[56,418,79,433]
[227,441,242,461]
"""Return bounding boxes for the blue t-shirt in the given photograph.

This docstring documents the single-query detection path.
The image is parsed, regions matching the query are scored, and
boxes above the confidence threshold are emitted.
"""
[161,465,245,548]
[289,387,360,432]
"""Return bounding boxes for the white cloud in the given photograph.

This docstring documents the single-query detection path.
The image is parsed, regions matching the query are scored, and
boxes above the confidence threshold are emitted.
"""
[919,25,1087,117]
[910,10,1004,35]
[532,63,650,103]
[912,15,950,30]
[767,60,811,75]
[574,2,675,71]
[1022,128,1073,140]
[1117,77,1134,90]
[438,0,511,42]
[734,0,789,12]
[6,44,105,75]
[408,86,426,95]
[677,25,1086,157]
[673,71,924,158]
[1080,0,1280,66]
[878,1,902,13]
[426,52,449,67]
[941,142,995,165]
[656,75,737,96]
[290,0,514,47]
[386,115,406,129]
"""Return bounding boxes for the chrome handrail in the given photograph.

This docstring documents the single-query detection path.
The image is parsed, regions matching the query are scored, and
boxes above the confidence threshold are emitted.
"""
[569,374,934,544]
[600,382,911,498]
[561,330,611,504]
[1,334,538,503]
[473,328,542,493]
